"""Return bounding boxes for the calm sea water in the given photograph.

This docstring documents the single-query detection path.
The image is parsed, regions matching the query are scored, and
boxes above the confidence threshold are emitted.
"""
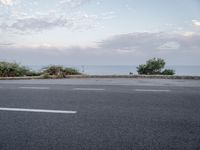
[28,65,200,76]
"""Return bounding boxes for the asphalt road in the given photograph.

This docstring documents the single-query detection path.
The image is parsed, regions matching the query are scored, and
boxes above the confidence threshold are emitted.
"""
[0,79,200,150]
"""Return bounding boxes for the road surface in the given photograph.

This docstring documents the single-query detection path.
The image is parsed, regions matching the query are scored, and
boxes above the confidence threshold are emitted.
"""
[0,78,200,150]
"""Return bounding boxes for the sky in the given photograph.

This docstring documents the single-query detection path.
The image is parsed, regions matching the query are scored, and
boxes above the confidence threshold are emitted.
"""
[0,0,200,66]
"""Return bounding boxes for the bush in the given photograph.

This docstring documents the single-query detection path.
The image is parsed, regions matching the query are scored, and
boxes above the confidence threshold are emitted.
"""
[64,68,81,75]
[42,65,64,76]
[0,61,81,78]
[137,64,148,75]
[26,71,42,76]
[42,65,81,78]
[137,58,175,75]
[162,69,175,75]
[42,73,51,79]
[0,61,30,77]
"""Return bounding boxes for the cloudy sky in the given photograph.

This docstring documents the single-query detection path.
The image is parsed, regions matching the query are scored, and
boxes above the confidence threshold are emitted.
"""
[0,0,200,65]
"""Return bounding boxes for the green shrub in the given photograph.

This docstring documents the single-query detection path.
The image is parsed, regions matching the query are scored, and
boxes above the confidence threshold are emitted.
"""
[64,68,81,75]
[137,58,175,75]
[137,64,148,75]
[26,71,42,76]
[0,61,30,77]
[42,65,81,78]
[42,65,63,76]
[42,73,51,79]
[162,69,175,75]
[0,61,81,78]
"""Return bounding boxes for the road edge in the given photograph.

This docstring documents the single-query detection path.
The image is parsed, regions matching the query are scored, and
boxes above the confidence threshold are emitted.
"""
[0,75,200,80]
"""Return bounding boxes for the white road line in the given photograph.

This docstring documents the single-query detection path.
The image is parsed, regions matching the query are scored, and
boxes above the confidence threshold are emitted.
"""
[19,87,49,90]
[73,88,105,91]
[0,107,77,114]
[135,89,170,92]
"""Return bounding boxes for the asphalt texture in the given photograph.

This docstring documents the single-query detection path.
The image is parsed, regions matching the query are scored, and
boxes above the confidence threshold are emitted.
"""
[0,78,200,150]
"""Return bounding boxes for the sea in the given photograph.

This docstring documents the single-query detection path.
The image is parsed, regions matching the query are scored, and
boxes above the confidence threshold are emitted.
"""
[28,65,200,76]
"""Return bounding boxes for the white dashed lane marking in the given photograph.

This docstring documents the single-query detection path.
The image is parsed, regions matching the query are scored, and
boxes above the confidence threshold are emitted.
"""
[0,107,77,114]
[73,88,105,91]
[134,89,170,92]
[19,87,50,90]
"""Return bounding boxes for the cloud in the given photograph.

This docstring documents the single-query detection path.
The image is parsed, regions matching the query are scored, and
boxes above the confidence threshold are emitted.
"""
[158,41,180,50]
[0,42,15,46]
[101,11,116,20]
[58,0,91,8]
[0,0,14,6]
[6,15,69,32]
[192,20,200,27]
[0,0,114,33]
[1,31,200,65]
[98,32,200,52]
[0,44,103,65]
[1,11,98,33]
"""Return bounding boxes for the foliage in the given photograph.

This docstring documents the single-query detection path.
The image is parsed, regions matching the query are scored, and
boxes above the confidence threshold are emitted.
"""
[26,71,42,76]
[43,66,63,76]
[137,58,175,75]
[162,69,175,75]
[137,64,147,75]
[42,73,51,79]
[0,62,81,78]
[0,61,30,77]
[64,68,81,75]
[42,65,80,78]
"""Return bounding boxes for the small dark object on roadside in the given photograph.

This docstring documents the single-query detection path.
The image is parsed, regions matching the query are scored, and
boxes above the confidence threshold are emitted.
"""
[129,72,133,75]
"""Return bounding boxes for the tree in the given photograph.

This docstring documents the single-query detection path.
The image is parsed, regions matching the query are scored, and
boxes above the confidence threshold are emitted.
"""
[137,58,175,75]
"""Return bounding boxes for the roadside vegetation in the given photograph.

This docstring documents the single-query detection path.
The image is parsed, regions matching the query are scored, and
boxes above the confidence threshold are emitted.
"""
[41,65,81,78]
[0,61,39,77]
[0,59,176,78]
[0,61,81,78]
[137,58,175,75]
